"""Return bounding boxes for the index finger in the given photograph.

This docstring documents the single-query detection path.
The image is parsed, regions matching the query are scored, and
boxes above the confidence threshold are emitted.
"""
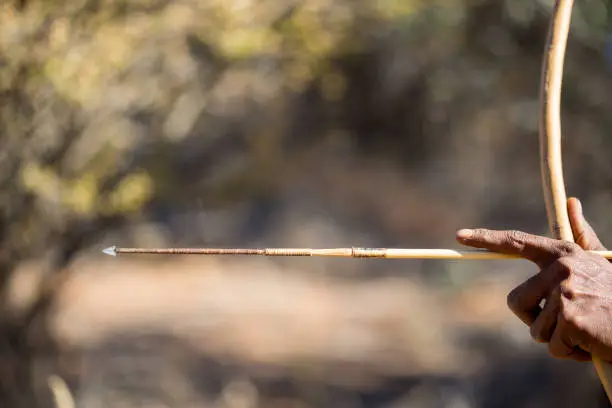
[456,228,579,267]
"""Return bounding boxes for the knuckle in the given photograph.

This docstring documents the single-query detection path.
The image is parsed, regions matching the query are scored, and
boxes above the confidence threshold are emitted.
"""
[558,241,580,255]
[560,307,582,331]
[554,258,574,278]
[559,280,576,300]
[506,289,520,311]
[507,230,527,248]
[530,324,546,343]
[559,310,587,340]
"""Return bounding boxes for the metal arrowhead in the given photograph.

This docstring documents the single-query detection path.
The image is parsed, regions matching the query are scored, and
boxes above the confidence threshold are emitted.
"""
[102,246,117,257]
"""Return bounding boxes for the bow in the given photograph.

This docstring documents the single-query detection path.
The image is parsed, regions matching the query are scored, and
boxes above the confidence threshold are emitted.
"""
[540,0,612,401]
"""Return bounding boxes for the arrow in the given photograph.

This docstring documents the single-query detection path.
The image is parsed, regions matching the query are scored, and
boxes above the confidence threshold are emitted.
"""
[102,246,612,260]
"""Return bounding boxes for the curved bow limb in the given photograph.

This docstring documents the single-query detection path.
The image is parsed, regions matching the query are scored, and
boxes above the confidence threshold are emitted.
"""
[539,0,612,401]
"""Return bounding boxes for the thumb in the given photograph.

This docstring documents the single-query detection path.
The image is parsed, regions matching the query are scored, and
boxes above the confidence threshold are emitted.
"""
[567,197,606,251]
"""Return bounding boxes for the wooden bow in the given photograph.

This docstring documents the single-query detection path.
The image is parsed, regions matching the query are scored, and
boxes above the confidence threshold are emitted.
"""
[540,0,612,401]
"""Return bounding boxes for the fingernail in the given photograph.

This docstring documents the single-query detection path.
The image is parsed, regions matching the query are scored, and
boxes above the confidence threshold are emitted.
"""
[457,229,473,240]
[569,197,582,213]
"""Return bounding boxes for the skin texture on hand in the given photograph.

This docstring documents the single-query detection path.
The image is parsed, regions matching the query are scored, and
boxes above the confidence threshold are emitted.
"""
[457,197,612,363]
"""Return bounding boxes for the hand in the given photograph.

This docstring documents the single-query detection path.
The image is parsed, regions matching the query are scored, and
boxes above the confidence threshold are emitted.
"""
[456,197,612,362]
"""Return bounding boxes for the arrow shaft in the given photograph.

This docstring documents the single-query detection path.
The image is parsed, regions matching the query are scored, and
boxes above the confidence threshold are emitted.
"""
[104,246,612,260]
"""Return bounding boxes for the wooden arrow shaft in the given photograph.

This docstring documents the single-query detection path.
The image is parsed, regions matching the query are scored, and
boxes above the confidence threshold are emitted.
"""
[104,246,612,260]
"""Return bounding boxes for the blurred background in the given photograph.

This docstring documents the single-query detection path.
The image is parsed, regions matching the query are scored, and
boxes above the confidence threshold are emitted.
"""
[2,0,612,407]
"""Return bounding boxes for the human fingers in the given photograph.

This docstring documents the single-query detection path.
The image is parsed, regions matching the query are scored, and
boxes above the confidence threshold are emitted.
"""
[529,288,561,343]
[567,197,606,251]
[457,228,579,267]
[507,263,567,326]
[548,314,592,362]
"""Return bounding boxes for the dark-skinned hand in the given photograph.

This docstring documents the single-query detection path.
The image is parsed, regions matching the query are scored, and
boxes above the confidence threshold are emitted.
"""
[456,197,612,362]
